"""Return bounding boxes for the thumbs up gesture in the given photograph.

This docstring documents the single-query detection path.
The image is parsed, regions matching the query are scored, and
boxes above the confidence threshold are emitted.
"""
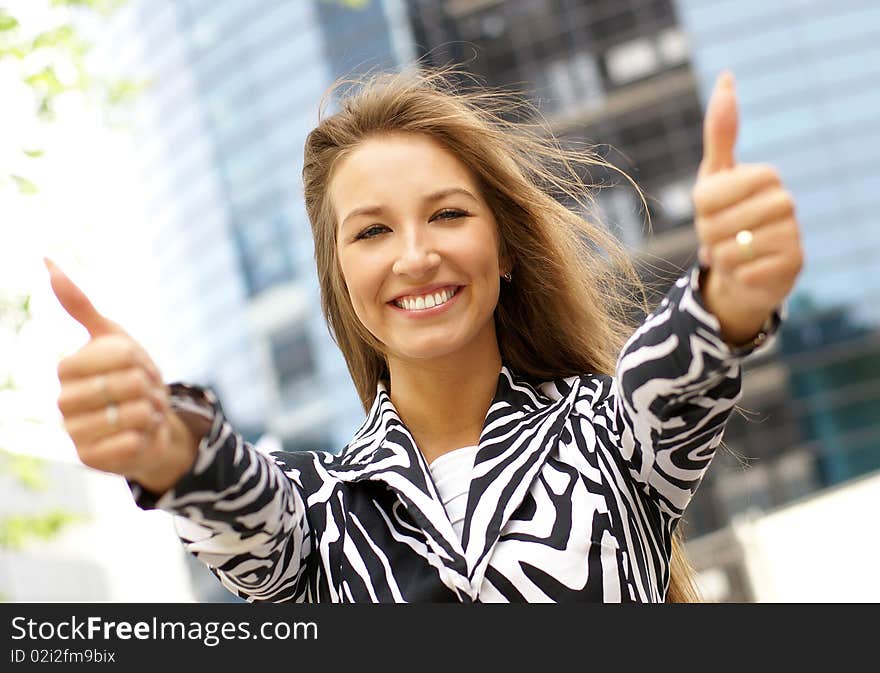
[46,258,198,495]
[693,72,804,346]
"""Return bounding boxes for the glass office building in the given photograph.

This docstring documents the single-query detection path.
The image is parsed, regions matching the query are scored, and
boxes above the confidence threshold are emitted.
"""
[95,0,878,600]
[675,0,880,531]
[405,0,880,542]
[104,0,415,458]
[408,0,700,249]
[100,0,415,600]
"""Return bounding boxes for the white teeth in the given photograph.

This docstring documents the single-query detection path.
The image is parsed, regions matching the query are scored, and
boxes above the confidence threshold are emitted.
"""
[394,287,458,311]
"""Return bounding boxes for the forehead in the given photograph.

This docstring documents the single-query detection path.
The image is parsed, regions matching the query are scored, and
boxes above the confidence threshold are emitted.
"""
[329,133,480,220]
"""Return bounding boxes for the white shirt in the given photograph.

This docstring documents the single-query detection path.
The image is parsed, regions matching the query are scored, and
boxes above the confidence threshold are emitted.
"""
[427,445,479,541]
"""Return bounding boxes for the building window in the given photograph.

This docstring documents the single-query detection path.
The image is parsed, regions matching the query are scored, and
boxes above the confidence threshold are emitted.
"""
[270,324,316,393]
[605,36,659,85]
[234,212,296,296]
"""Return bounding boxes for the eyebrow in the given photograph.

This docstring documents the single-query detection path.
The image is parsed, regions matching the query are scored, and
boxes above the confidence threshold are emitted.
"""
[340,187,479,228]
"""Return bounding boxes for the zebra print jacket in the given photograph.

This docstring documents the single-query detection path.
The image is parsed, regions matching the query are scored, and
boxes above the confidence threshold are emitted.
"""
[129,263,780,602]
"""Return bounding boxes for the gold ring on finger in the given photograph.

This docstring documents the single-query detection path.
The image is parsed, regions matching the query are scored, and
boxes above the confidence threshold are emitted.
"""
[735,229,755,261]
[105,403,120,429]
[96,374,117,406]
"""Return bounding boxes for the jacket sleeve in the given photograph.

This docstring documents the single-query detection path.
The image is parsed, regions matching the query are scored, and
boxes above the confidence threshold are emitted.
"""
[610,262,783,522]
[127,382,313,602]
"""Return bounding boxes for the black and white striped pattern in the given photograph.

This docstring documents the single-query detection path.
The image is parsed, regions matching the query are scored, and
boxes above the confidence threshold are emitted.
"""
[130,264,780,602]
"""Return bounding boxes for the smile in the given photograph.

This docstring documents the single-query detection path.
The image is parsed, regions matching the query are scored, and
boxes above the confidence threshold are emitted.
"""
[392,286,461,312]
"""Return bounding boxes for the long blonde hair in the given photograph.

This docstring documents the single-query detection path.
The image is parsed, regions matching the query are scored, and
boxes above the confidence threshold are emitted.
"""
[302,67,700,603]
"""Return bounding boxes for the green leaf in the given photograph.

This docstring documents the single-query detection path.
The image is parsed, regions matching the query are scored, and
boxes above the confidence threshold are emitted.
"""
[10,174,39,194]
[102,76,149,107]
[24,66,66,94]
[0,510,84,550]
[0,292,33,331]
[32,24,76,50]
[0,450,49,491]
[22,148,44,158]
[0,45,27,59]
[0,13,19,32]
[36,96,55,121]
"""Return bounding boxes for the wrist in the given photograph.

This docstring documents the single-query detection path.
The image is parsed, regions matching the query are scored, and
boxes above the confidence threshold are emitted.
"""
[132,412,201,497]
[700,267,773,347]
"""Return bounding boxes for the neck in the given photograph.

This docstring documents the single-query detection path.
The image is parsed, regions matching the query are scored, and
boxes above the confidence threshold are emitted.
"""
[386,335,502,462]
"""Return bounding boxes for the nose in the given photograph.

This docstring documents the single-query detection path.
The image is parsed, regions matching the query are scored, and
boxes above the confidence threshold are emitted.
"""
[392,228,441,278]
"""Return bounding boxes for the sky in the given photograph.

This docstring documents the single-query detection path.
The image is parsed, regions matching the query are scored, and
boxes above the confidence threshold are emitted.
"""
[0,1,170,463]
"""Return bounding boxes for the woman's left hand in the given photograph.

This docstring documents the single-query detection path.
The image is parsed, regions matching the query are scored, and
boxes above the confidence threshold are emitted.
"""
[692,71,805,347]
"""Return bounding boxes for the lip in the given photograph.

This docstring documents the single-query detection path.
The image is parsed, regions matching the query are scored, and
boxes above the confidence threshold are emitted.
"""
[387,285,464,317]
[388,283,462,303]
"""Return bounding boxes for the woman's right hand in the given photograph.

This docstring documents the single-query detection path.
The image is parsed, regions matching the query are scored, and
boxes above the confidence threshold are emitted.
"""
[45,257,199,496]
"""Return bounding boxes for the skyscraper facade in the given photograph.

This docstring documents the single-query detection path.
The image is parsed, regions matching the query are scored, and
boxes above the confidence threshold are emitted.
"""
[101,0,415,600]
[94,0,878,600]
[404,0,880,542]
[675,0,880,532]
[106,0,415,459]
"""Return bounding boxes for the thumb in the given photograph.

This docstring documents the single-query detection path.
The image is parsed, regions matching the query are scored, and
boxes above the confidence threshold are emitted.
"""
[44,257,126,339]
[698,70,739,177]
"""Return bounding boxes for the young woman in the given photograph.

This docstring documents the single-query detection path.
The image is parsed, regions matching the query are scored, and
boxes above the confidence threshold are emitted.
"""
[48,68,803,602]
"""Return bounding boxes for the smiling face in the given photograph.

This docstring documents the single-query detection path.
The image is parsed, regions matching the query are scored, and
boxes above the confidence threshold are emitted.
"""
[331,132,506,371]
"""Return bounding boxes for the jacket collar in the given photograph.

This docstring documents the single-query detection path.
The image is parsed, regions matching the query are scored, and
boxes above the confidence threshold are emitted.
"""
[333,363,569,475]
[328,363,581,598]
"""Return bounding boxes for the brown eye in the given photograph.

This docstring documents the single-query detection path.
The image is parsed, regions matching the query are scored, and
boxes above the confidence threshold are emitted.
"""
[356,224,389,240]
[432,209,467,221]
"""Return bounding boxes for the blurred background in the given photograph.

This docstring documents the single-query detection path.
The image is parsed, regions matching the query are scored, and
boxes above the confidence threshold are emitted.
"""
[1,0,878,603]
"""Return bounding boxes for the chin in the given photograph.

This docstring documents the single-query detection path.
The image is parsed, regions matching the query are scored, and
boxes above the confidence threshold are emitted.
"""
[387,336,469,363]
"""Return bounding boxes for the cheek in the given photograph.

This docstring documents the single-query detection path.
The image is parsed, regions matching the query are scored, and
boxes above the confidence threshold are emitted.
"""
[457,228,502,276]
[339,255,382,322]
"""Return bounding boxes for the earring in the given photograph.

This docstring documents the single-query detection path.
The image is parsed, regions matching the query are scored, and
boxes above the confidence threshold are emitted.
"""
[502,271,512,282]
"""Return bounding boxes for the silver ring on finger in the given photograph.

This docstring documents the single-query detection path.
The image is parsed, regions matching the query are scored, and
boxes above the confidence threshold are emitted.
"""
[105,403,120,429]
[96,374,117,406]
[735,229,756,262]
